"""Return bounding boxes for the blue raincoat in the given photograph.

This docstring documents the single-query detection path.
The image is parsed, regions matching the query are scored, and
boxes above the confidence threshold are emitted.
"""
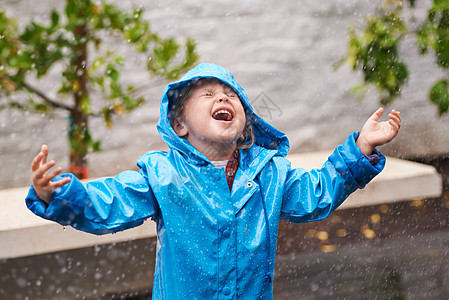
[26,63,385,299]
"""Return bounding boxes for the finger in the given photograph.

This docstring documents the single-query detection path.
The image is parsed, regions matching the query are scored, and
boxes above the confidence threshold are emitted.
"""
[31,152,44,172]
[46,166,64,182]
[390,109,401,119]
[388,119,400,134]
[34,160,56,181]
[41,144,48,164]
[388,111,400,122]
[369,107,384,122]
[388,112,401,127]
[50,176,71,189]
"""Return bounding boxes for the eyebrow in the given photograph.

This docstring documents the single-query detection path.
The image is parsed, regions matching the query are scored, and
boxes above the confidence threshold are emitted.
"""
[195,81,236,94]
[223,85,235,93]
[200,87,215,93]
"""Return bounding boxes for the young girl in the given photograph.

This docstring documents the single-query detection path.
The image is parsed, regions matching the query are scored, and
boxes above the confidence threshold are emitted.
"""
[27,63,401,299]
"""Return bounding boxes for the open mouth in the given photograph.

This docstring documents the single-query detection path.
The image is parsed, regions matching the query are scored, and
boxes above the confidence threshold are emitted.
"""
[212,109,233,121]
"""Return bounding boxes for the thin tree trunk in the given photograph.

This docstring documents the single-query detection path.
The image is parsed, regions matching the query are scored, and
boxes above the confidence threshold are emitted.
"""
[69,20,90,179]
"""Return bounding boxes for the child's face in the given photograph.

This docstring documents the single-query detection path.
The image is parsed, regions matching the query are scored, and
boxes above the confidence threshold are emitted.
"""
[174,80,246,157]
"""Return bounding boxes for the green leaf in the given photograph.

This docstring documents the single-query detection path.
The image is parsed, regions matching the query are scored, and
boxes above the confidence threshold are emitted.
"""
[123,95,145,111]
[50,10,59,31]
[91,140,101,152]
[126,22,148,43]
[91,57,104,71]
[165,38,199,79]
[28,98,49,112]
[9,101,25,110]
[416,25,431,55]
[429,79,449,115]
[435,31,449,68]
[102,106,114,128]
[65,1,77,19]
[80,95,92,114]
[114,56,124,65]
[8,52,33,69]
[406,0,416,8]
[106,65,119,82]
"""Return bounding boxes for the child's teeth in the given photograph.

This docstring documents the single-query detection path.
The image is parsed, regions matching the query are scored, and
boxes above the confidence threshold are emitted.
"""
[214,110,230,117]
[213,110,232,120]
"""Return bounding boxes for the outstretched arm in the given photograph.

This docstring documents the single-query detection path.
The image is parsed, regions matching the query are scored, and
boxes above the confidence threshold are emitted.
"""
[28,147,159,235]
[31,145,71,204]
[281,132,386,223]
[356,108,401,155]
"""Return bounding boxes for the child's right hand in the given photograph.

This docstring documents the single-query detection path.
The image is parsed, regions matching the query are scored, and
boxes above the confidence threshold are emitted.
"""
[31,145,71,204]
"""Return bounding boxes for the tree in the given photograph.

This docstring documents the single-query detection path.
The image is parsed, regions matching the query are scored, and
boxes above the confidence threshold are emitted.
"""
[339,0,449,116]
[0,0,198,178]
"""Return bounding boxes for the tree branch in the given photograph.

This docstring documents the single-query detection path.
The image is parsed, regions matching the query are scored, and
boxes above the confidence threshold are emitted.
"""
[22,81,73,111]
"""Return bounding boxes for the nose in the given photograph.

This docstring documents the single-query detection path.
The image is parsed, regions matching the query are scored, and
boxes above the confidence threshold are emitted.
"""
[216,92,229,103]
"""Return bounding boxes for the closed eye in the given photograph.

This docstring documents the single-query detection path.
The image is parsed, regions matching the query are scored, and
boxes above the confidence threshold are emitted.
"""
[224,87,237,98]
[202,89,214,97]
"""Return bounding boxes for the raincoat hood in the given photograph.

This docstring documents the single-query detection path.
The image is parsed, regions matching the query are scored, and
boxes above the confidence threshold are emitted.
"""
[157,63,290,163]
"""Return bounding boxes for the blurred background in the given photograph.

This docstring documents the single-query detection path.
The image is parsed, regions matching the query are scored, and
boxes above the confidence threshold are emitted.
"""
[1,0,448,189]
[1,0,448,299]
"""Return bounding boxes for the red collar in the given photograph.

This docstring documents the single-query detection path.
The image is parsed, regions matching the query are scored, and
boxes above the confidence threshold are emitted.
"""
[225,149,239,191]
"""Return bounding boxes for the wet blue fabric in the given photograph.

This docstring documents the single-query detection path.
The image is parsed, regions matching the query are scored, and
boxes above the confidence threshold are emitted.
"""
[26,63,385,299]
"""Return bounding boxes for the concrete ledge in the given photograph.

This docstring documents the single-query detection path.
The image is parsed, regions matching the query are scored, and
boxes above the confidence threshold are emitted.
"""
[1,186,156,259]
[287,152,443,209]
[0,153,442,259]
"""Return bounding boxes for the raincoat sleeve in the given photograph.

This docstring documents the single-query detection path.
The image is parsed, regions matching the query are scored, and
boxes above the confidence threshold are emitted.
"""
[281,132,385,223]
[25,170,159,235]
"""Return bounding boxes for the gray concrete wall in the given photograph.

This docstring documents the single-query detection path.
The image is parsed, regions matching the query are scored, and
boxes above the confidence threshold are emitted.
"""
[1,0,448,189]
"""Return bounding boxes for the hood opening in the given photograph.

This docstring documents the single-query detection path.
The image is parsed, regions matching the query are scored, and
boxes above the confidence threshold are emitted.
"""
[158,63,290,161]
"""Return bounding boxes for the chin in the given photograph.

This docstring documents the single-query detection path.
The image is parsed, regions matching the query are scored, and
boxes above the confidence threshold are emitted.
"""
[218,132,241,143]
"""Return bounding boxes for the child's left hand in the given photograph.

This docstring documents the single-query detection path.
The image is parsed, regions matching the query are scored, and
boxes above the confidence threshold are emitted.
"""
[356,107,401,155]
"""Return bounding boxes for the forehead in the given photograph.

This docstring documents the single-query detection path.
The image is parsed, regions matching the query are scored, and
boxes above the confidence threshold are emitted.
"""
[191,78,235,92]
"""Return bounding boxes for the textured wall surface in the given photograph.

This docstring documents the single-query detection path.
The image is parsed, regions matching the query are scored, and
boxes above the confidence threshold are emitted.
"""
[1,0,448,188]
